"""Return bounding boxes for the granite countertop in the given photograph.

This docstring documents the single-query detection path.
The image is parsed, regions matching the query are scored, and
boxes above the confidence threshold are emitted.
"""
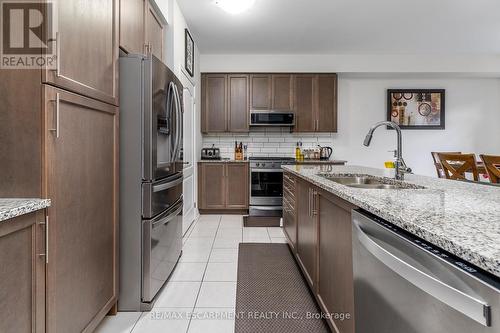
[0,199,51,222]
[198,159,249,163]
[293,160,347,165]
[282,164,500,278]
[198,159,347,164]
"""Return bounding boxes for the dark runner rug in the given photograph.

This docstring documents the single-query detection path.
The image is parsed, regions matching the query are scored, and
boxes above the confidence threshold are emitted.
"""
[235,243,330,332]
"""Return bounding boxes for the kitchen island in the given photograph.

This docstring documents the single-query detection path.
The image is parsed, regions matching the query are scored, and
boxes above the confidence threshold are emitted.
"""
[283,164,500,277]
[282,164,500,333]
[0,198,50,333]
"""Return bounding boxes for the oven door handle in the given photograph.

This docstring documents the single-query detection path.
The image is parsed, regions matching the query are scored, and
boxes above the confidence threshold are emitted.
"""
[250,205,283,211]
[251,169,283,173]
[151,199,183,228]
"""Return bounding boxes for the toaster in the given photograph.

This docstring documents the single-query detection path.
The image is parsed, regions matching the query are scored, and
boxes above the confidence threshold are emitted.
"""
[201,146,221,160]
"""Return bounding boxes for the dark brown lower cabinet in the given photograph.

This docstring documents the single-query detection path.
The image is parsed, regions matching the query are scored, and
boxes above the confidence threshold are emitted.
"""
[316,189,356,333]
[198,163,226,209]
[283,171,297,252]
[44,86,119,333]
[0,211,46,333]
[291,177,357,333]
[225,163,249,209]
[198,162,249,211]
[295,178,317,289]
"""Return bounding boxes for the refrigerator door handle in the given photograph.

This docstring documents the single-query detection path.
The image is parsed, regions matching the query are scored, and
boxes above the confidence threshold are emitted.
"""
[172,83,182,162]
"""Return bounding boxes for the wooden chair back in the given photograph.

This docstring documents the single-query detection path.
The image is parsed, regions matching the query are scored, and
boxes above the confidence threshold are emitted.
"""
[479,154,500,184]
[431,152,461,178]
[437,153,479,181]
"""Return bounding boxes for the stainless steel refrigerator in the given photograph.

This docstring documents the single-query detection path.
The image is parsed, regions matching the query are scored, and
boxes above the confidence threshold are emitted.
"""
[119,54,184,311]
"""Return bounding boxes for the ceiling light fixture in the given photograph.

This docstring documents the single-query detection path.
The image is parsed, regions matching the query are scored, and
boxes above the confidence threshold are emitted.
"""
[214,0,256,14]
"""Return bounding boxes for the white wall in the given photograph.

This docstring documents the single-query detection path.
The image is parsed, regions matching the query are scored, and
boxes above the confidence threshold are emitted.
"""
[201,54,500,76]
[200,55,500,177]
[335,76,500,176]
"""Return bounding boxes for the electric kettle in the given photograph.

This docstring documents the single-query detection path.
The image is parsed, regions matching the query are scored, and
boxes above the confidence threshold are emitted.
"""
[319,146,333,160]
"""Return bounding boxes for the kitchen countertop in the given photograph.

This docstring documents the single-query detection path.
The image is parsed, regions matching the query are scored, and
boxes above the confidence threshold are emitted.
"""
[198,159,347,164]
[282,164,500,278]
[0,199,51,223]
[293,160,347,165]
[198,159,249,163]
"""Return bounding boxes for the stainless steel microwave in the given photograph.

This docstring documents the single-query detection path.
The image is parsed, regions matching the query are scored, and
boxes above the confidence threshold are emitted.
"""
[250,110,295,126]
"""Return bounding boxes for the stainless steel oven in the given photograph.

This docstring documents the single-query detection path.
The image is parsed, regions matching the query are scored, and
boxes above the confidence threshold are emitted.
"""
[249,157,295,216]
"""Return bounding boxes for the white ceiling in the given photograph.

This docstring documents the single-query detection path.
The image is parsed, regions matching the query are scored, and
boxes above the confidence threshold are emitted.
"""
[177,0,500,54]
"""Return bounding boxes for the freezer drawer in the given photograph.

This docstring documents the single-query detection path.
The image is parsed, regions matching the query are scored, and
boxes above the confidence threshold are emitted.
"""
[142,173,183,219]
[352,210,500,333]
[142,199,183,304]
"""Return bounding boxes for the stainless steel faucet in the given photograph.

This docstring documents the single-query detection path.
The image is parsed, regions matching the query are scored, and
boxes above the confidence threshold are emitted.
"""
[363,121,412,180]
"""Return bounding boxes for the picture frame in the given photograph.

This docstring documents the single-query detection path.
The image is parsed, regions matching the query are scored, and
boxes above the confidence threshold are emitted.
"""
[185,28,194,77]
[387,89,445,129]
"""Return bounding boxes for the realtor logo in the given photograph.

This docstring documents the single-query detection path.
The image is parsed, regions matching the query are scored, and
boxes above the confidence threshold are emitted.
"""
[1,0,57,69]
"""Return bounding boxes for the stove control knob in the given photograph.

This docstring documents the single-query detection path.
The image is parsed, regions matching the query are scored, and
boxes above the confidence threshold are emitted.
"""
[256,163,260,167]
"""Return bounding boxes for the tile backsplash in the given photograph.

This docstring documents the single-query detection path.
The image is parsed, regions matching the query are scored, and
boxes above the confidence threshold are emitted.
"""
[202,128,335,159]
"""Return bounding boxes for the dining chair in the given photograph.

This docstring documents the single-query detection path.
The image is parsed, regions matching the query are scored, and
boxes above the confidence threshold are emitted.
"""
[437,153,479,181]
[431,152,461,178]
[479,154,500,184]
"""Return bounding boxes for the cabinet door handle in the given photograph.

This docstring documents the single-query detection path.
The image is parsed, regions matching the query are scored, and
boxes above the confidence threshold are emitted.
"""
[38,215,49,264]
[312,189,318,215]
[49,93,60,138]
[307,188,312,216]
[51,32,61,76]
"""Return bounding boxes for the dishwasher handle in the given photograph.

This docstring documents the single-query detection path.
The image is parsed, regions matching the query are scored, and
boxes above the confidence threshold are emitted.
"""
[352,212,491,327]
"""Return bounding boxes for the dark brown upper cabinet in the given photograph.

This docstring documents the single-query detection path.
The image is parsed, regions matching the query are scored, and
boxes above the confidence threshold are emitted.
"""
[250,74,272,110]
[202,74,227,132]
[119,0,165,60]
[120,0,145,55]
[228,74,250,132]
[317,74,338,132]
[271,74,294,110]
[202,74,249,133]
[43,0,119,106]
[201,72,337,133]
[294,74,316,132]
[293,74,338,133]
[250,74,293,111]
[145,0,164,60]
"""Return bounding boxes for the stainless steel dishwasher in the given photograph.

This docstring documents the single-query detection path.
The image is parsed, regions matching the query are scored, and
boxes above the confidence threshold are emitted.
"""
[352,210,500,333]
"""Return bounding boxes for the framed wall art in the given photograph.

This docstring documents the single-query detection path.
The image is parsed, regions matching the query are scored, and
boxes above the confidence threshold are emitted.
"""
[185,29,194,77]
[387,89,445,129]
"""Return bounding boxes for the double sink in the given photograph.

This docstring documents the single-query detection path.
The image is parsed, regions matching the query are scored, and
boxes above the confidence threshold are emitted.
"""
[319,174,426,190]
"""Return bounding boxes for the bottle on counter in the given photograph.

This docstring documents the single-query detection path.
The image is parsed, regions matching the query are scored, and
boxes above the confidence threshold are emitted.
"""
[243,144,248,160]
[299,142,304,161]
[234,141,238,160]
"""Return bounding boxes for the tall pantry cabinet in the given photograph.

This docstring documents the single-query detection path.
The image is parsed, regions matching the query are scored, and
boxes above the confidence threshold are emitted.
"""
[0,0,119,332]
